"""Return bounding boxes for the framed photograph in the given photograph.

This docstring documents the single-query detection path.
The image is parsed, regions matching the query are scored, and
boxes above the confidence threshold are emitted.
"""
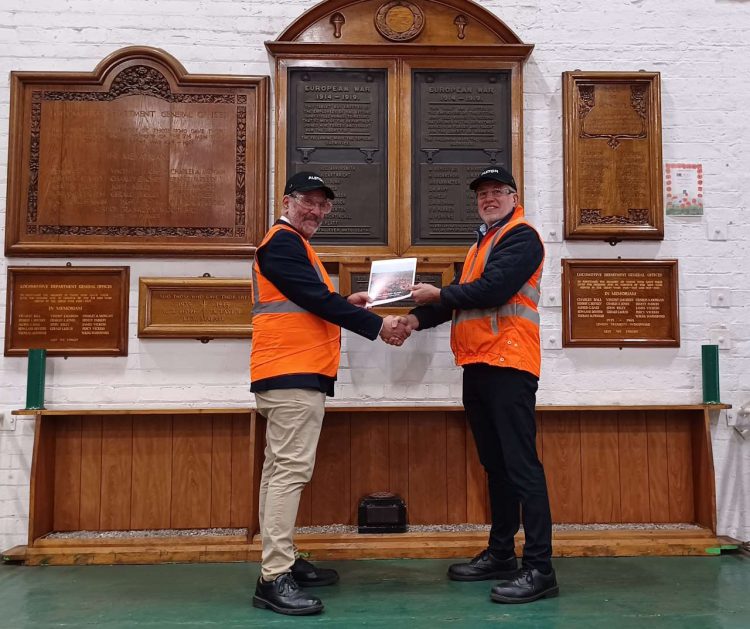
[665,163,703,216]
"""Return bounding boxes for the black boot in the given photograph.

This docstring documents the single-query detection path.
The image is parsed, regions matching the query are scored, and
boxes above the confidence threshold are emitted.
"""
[253,573,324,616]
[490,567,559,603]
[448,549,519,581]
[291,557,339,587]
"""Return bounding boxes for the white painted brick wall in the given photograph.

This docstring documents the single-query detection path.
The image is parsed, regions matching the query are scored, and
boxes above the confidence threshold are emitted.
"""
[1,0,748,549]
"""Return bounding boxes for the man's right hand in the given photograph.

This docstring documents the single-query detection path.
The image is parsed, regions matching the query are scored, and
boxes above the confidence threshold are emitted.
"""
[379,315,412,346]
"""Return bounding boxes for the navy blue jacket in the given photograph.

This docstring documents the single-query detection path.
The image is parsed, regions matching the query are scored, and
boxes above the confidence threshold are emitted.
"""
[251,219,383,396]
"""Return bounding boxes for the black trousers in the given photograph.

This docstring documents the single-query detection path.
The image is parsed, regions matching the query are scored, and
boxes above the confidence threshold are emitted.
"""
[462,363,553,571]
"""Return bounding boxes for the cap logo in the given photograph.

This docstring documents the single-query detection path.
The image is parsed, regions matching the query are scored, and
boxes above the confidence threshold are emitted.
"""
[481,168,499,176]
[308,175,323,182]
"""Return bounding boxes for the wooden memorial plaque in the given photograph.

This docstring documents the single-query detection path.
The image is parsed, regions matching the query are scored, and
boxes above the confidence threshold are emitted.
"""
[563,72,663,241]
[267,0,534,262]
[138,277,253,339]
[562,259,679,348]
[5,267,129,357]
[5,46,268,257]
[339,261,454,315]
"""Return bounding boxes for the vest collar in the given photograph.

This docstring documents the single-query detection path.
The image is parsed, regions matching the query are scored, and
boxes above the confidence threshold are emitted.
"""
[475,205,525,244]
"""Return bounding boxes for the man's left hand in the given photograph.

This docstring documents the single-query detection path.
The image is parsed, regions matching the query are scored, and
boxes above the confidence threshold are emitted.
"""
[410,283,441,305]
[347,291,372,308]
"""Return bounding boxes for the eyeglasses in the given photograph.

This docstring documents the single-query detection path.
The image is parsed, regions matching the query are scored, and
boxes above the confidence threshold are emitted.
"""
[477,187,516,200]
[290,193,333,214]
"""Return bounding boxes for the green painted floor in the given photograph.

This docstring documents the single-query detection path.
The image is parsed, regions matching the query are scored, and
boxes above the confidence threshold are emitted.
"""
[1,556,748,628]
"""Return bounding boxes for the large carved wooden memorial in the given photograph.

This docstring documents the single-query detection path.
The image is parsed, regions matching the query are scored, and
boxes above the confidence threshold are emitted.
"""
[267,0,533,262]
[563,72,663,241]
[5,46,268,256]
[138,277,253,339]
[5,266,129,356]
[562,259,679,347]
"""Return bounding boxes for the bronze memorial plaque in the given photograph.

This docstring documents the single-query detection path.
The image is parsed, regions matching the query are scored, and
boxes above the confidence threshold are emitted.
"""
[563,72,663,241]
[5,267,129,357]
[138,277,252,339]
[412,70,511,245]
[5,46,268,256]
[562,259,679,348]
[339,262,454,314]
[287,68,387,245]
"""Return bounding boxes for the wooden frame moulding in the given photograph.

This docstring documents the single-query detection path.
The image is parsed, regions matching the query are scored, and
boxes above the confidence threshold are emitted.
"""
[561,259,679,348]
[266,0,533,266]
[5,266,129,357]
[5,46,269,257]
[563,71,663,241]
[138,277,253,339]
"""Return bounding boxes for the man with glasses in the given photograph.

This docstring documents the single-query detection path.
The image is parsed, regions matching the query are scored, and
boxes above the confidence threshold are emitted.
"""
[251,171,410,616]
[405,166,557,604]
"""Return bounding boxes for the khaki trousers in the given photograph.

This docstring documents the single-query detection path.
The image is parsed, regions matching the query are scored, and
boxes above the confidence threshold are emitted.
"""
[254,388,326,581]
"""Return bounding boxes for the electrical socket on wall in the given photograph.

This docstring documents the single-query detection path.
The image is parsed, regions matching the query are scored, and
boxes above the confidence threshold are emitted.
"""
[708,327,731,350]
[0,411,17,432]
[542,330,563,350]
[709,288,731,308]
[542,289,560,308]
[707,222,728,241]
[540,224,562,243]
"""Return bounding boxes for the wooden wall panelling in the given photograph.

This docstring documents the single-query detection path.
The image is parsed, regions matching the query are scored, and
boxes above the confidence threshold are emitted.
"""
[247,412,265,537]
[230,413,254,530]
[388,412,410,509]
[99,416,133,530]
[465,417,488,523]
[691,409,717,531]
[646,410,671,522]
[666,409,695,522]
[408,411,448,524]
[617,410,650,522]
[445,412,467,524]
[170,416,212,529]
[79,415,103,531]
[210,414,233,527]
[350,412,390,522]
[542,411,583,523]
[580,411,621,523]
[29,416,56,543]
[52,415,82,531]
[130,415,172,530]
[310,414,351,525]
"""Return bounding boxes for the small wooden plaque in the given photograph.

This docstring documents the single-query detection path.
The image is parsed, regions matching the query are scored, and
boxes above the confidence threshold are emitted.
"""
[138,277,252,339]
[5,46,268,257]
[562,259,679,347]
[5,267,129,357]
[563,71,663,240]
[339,261,454,314]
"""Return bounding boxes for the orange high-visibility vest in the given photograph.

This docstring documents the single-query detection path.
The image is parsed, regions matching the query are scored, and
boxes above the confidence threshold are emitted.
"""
[450,205,544,377]
[250,223,341,382]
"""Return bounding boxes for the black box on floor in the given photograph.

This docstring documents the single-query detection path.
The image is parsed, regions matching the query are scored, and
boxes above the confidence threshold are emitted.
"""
[358,492,407,534]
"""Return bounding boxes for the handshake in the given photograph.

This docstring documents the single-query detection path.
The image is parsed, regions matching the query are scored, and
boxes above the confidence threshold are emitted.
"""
[347,286,442,347]
[378,314,417,347]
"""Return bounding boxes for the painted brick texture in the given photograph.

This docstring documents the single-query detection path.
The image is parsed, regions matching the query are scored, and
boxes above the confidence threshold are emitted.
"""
[0,0,748,549]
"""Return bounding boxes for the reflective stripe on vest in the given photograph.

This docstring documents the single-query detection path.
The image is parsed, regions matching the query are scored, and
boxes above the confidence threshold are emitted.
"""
[251,258,325,316]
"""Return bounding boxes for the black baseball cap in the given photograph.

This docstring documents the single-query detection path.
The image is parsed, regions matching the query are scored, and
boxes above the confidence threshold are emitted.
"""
[469,166,517,192]
[284,171,335,200]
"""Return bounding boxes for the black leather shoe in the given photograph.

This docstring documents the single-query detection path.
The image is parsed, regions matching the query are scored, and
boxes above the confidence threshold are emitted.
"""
[252,573,324,616]
[490,567,559,603]
[447,549,519,581]
[291,557,339,587]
